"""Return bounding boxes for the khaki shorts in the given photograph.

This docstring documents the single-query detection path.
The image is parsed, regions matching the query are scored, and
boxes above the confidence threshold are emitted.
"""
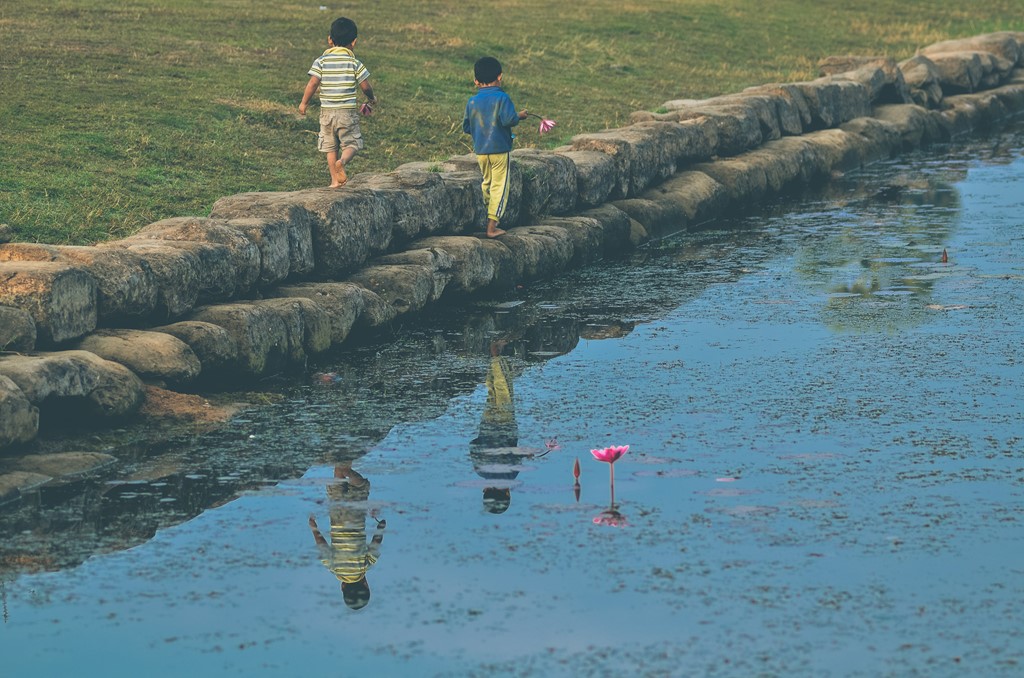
[317,107,364,154]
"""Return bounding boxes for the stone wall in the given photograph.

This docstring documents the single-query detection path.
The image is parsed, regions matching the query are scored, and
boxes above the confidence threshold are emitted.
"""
[2,32,1024,451]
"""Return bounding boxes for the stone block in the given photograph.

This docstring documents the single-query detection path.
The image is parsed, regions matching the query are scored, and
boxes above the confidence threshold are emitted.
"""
[511,150,579,221]
[555,150,618,208]
[270,282,365,345]
[0,305,36,352]
[152,320,241,375]
[499,226,575,281]
[0,243,158,322]
[899,55,945,108]
[346,170,456,241]
[189,299,329,376]
[74,328,201,386]
[577,204,633,256]
[922,32,1022,68]
[347,265,437,315]
[0,350,145,418]
[228,218,292,287]
[130,217,261,298]
[0,261,97,344]
[927,51,986,94]
[405,236,493,294]
[0,374,38,448]
[209,191,317,276]
[102,241,201,319]
[691,156,770,203]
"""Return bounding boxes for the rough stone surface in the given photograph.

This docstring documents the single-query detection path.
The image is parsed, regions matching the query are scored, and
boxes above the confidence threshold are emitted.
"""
[209,191,317,276]
[538,215,607,267]
[375,246,457,298]
[511,150,579,221]
[578,205,632,257]
[0,451,117,482]
[271,282,365,345]
[555,150,618,208]
[347,265,437,315]
[346,170,457,241]
[0,244,159,322]
[0,305,36,352]
[101,241,201,319]
[132,217,261,297]
[189,299,331,375]
[571,122,712,198]
[74,329,201,386]
[926,51,988,94]
[152,321,241,376]
[840,117,905,162]
[499,226,575,281]
[640,102,761,157]
[351,286,398,330]
[899,55,945,108]
[405,236,493,294]
[0,261,97,345]
[822,58,914,105]
[610,198,684,234]
[646,171,729,227]
[691,156,770,203]
[921,32,1022,68]
[229,218,292,287]
[0,374,39,447]
[0,350,145,418]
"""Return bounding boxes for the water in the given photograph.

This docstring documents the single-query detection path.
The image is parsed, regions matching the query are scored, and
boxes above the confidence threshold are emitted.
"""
[2,123,1023,676]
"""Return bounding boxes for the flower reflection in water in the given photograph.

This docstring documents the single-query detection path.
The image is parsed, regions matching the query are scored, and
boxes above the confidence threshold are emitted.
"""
[593,508,627,528]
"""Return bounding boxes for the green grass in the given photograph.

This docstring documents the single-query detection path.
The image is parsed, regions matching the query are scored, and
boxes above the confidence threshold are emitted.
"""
[1,0,1020,244]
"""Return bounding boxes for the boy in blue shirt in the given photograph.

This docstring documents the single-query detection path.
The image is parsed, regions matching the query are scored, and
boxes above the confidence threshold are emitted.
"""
[463,57,528,237]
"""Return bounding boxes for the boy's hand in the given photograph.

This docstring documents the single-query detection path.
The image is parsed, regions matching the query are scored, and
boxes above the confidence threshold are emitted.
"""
[518,109,529,120]
[299,102,308,116]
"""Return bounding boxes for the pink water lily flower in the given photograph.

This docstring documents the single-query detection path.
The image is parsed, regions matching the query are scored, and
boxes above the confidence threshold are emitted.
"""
[538,118,557,134]
[591,445,629,463]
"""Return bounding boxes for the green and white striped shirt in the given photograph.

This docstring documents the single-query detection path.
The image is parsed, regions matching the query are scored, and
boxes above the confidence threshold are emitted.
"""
[308,47,369,109]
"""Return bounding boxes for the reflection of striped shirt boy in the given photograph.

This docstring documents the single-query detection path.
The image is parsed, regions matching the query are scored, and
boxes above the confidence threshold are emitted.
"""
[319,480,383,583]
[308,47,369,109]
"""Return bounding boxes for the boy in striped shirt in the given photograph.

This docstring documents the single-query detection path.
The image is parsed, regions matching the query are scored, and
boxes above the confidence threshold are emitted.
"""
[299,17,378,188]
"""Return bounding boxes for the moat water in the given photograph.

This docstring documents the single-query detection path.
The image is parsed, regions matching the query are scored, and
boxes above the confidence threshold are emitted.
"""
[2,121,1023,676]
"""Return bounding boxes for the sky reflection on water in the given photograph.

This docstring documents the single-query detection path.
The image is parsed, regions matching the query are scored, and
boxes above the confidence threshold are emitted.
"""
[2,124,1023,676]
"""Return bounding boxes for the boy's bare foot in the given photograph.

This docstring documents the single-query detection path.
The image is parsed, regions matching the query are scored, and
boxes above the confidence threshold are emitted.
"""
[335,160,348,186]
[486,228,506,238]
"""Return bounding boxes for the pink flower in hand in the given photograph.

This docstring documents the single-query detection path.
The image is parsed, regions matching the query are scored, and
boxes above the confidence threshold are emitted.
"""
[591,445,629,464]
[538,118,557,134]
[359,102,374,116]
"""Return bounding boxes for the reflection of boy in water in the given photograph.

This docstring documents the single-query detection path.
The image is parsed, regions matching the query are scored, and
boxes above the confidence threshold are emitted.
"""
[308,464,385,610]
[470,341,530,514]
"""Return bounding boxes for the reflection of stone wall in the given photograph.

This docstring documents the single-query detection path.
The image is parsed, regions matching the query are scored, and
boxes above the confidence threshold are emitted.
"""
[2,32,1024,450]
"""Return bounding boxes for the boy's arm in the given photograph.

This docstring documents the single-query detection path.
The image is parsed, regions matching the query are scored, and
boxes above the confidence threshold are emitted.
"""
[359,79,378,105]
[498,95,521,128]
[299,75,320,116]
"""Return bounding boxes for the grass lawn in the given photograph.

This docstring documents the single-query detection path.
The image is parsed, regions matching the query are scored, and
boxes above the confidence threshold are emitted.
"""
[0,0,1019,244]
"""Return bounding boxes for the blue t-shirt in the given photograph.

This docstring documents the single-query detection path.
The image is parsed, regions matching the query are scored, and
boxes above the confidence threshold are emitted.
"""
[463,86,520,154]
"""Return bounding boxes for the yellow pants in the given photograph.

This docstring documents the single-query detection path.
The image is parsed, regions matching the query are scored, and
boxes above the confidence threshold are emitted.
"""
[476,152,511,224]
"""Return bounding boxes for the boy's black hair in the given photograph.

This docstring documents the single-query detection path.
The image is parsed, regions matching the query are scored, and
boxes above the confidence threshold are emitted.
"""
[483,487,511,514]
[330,17,358,47]
[474,56,502,84]
[341,579,371,610]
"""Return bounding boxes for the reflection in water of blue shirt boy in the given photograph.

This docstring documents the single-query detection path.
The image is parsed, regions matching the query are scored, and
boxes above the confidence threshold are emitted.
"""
[309,463,385,610]
[469,340,534,515]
